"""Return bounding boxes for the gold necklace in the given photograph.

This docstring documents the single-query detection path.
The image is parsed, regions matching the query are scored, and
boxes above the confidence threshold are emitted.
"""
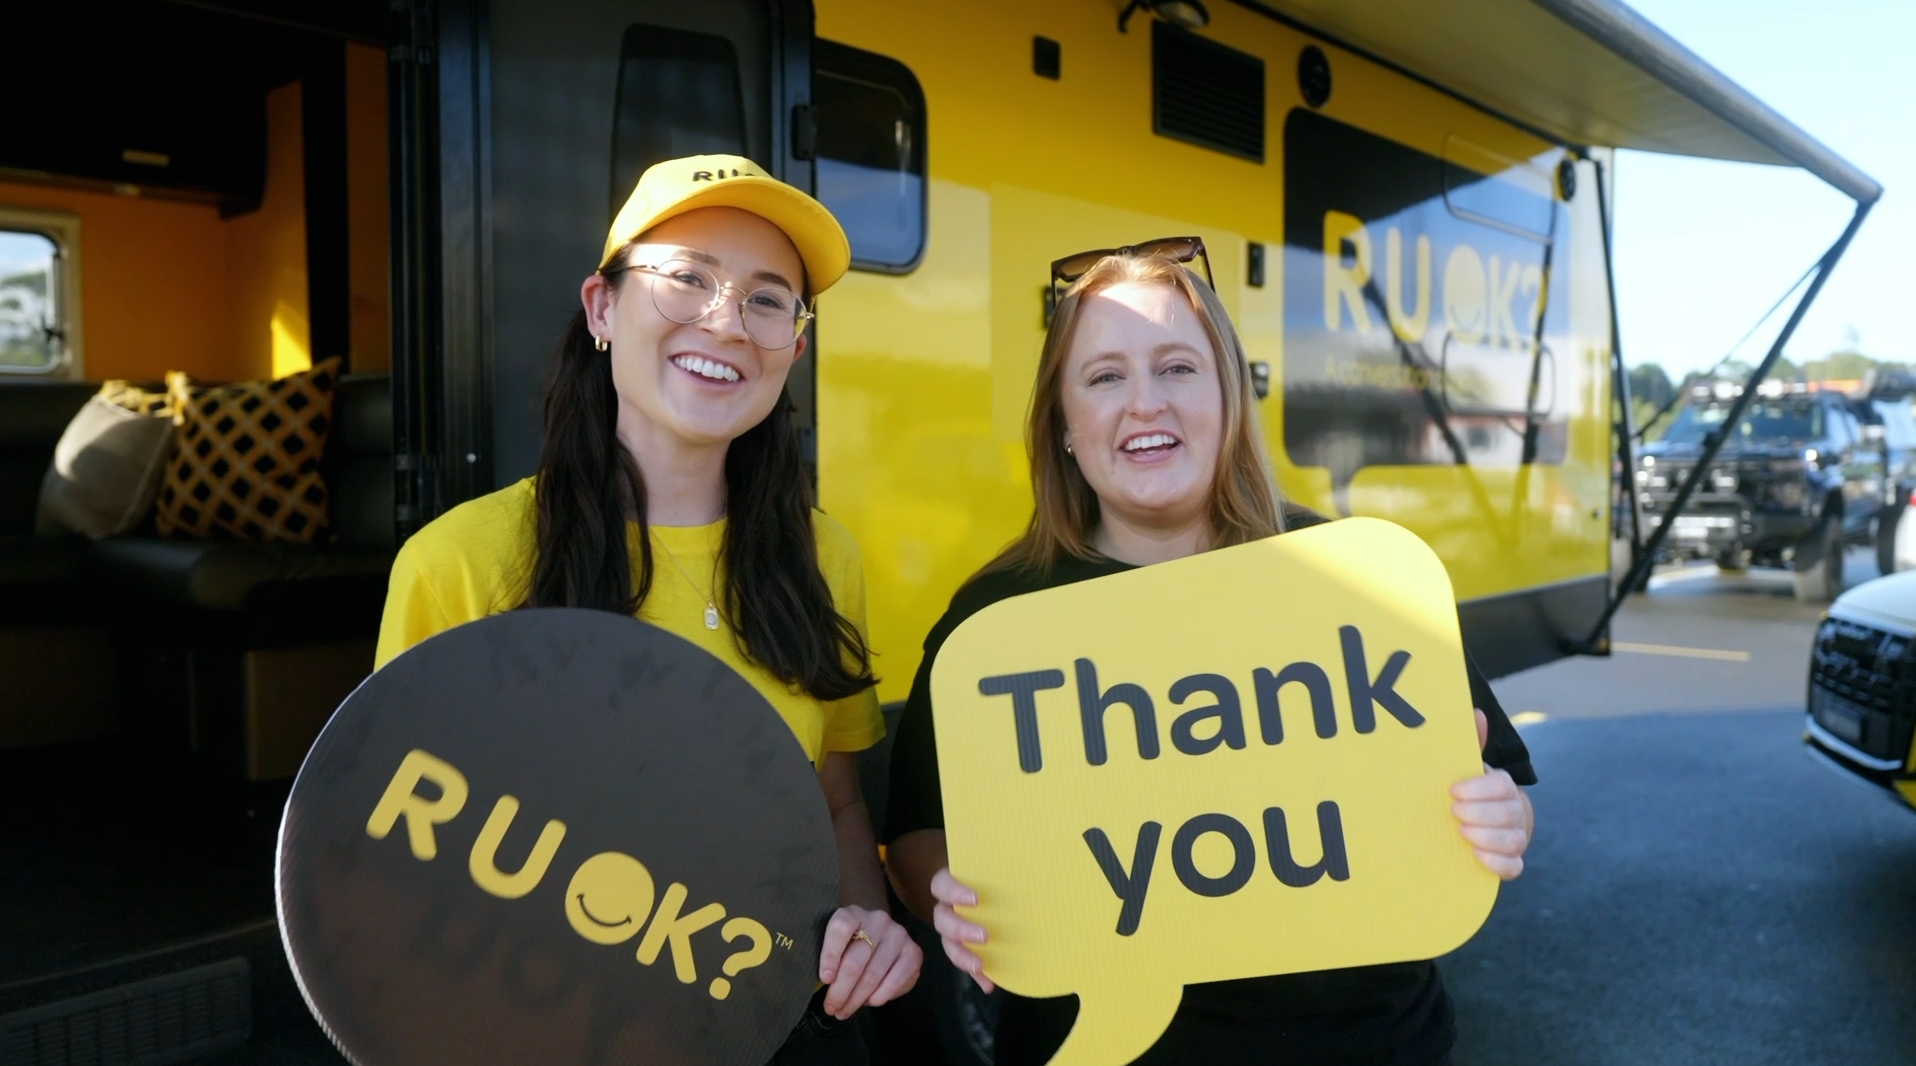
[653,534,722,630]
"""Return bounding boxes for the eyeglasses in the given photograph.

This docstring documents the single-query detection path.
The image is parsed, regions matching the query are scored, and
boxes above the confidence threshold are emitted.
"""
[1049,236,1214,298]
[609,260,814,350]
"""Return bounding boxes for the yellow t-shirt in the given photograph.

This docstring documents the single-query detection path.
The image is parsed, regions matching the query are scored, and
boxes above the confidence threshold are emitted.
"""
[374,477,884,768]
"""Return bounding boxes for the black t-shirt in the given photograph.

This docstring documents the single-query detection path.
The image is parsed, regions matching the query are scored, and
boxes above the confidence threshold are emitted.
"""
[883,509,1536,1066]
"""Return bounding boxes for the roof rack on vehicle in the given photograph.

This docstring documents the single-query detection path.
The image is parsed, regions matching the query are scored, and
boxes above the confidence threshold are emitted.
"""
[1862,368,1916,402]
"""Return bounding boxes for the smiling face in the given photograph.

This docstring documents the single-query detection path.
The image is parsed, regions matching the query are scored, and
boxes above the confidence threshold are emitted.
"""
[1058,280,1225,546]
[583,206,808,453]
[564,851,657,945]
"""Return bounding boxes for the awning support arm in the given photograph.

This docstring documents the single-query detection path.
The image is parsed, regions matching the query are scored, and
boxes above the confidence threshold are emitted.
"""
[1632,259,1822,441]
[1572,197,1875,654]
[1593,155,1643,557]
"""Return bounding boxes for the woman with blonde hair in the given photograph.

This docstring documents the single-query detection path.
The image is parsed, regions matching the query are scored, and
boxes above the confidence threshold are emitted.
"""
[883,239,1533,1064]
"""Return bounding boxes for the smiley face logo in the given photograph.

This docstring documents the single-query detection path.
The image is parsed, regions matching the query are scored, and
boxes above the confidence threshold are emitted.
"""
[1442,244,1488,343]
[565,851,658,945]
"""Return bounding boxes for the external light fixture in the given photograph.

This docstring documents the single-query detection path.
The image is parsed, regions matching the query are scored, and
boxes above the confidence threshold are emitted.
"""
[1119,0,1212,33]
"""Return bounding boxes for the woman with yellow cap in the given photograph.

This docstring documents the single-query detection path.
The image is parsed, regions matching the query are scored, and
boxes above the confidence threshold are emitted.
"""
[374,155,921,1056]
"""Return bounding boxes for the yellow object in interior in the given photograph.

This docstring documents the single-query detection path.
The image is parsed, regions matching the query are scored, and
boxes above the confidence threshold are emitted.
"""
[233,81,313,380]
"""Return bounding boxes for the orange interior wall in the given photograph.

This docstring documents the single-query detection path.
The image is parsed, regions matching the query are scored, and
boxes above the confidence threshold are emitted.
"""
[0,183,232,382]
[226,81,312,380]
[0,79,323,384]
[346,42,391,374]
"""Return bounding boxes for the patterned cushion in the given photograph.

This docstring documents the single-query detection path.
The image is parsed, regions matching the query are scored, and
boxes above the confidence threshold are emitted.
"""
[97,380,175,417]
[155,358,341,543]
[34,393,177,540]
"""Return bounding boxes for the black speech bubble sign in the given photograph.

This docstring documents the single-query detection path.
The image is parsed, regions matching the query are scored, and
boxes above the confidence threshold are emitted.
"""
[277,609,838,1066]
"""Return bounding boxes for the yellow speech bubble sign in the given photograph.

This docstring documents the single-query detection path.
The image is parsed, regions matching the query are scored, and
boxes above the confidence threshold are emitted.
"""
[931,518,1497,1066]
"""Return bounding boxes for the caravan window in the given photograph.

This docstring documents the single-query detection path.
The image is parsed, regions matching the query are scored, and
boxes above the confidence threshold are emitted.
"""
[1873,400,1916,450]
[0,228,63,374]
[814,42,926,271]
[610,24,754,219]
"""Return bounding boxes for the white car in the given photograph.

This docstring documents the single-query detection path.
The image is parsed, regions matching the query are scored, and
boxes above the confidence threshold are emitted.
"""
[1804,571,1916,811]
[1892,492,1916,574]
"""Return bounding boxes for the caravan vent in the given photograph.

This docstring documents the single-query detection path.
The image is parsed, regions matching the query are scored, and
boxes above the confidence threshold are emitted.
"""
[0,959,251,1066]
[1152,22,1265,163]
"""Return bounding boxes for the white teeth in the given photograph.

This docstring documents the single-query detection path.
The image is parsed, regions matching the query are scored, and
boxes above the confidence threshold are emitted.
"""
[673,355,740,382]
[1124,433,1177,452]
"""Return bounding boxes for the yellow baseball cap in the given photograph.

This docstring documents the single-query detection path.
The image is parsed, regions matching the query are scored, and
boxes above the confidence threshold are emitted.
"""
[601,154,851,294]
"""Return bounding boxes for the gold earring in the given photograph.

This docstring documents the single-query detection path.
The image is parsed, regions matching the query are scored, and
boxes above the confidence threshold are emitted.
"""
[594,335,608,352]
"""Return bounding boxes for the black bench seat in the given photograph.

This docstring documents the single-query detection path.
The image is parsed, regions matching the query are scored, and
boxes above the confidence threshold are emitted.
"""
[0,372,394,775]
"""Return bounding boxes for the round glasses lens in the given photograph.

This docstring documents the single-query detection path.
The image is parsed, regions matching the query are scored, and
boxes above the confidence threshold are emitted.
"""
[645,260,803,348]
[740,288,802,349]
[648,261,720,324]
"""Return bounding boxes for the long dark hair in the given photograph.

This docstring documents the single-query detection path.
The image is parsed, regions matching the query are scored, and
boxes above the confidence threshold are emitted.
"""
[523,269,875,702]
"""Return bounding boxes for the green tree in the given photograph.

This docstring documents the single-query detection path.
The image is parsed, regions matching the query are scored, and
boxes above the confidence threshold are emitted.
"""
[1795,349,1885,382]
[0,271,47,296]
[1627,362,1676,409]
[0,270,54,368]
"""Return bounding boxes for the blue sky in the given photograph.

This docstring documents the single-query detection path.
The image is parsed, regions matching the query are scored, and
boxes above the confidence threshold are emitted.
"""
[1611,0,1912,377]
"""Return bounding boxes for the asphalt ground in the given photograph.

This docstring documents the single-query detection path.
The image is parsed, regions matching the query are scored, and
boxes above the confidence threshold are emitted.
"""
[1445,550,1916,1066]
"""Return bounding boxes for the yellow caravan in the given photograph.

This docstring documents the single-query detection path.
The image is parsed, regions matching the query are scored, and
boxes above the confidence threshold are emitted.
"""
[412,0,1876,694]
[0,0,1875,1061]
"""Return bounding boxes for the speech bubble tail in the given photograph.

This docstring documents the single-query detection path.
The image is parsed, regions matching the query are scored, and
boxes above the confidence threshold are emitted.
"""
[1041,982,1184,1066]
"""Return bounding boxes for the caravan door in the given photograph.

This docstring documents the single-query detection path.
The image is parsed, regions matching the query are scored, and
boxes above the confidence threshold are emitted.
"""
[425,0,816,509]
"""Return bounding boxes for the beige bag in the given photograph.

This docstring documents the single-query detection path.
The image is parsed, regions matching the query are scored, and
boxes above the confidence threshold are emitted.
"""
[35,395,177,540]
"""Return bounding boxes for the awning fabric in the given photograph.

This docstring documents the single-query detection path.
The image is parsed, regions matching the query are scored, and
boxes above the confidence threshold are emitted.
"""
[1234,0,1882,203]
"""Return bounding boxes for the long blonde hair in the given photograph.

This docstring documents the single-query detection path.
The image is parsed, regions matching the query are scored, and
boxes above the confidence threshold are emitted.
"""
[984,252,1285,575]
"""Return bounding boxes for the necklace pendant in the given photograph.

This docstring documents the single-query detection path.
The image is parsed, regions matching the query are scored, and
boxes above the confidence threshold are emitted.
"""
[704,604,720,630]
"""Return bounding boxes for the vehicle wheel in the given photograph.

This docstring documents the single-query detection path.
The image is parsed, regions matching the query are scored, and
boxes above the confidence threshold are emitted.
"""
[1877,504,1904,576]
[1793,511,1845,602]
[1715,548,1747,573]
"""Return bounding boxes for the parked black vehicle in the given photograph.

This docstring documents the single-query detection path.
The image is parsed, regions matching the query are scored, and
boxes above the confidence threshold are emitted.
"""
[1851,370,1916,575]
[1636,384,1887,601]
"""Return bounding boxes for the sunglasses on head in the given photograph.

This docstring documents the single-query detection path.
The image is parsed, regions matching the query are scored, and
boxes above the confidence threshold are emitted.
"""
[1048,236,1214,304]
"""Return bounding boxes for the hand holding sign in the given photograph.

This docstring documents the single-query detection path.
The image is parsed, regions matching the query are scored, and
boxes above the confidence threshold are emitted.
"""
[278,609,839,1066]
[931,518,1499,1066]
[1453,709,1533,879]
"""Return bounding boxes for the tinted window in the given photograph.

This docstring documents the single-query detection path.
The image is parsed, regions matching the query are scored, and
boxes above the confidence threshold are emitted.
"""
[1444,135,1558,241]
[1664,401,1822,444]
[0,229,60,373]
[610,24,749,219]
[1873,400,1916,449]
[814,41,925,270]
[1828,409,1855,448]
[1278,108,1573,487]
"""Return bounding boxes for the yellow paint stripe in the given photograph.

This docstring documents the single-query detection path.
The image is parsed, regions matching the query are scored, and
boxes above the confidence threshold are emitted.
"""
[1612,641,1751,662]
[1509,711,1548,727]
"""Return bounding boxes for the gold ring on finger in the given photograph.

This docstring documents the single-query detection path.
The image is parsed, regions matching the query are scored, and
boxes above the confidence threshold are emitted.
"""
[853,929,878,949]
